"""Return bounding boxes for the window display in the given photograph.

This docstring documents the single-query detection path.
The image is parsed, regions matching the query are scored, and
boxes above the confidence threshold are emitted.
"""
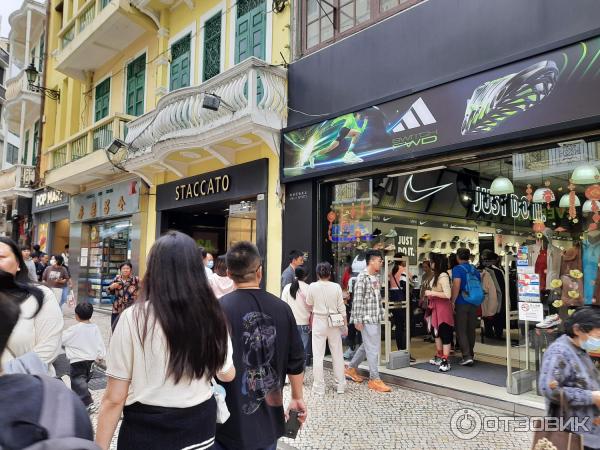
[79,219,132,307]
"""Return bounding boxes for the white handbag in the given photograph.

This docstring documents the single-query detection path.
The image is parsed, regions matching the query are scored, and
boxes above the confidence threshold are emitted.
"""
[211,379,230,424]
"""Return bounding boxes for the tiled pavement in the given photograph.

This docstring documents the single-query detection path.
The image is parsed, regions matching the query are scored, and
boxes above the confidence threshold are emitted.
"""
[61,310,532,450]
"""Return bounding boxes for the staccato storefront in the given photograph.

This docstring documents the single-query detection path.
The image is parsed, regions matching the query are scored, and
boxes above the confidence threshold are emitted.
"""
[281,36,600,406]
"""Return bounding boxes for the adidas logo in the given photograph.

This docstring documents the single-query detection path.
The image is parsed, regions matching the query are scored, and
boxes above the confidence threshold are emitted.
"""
[391,97,436,133]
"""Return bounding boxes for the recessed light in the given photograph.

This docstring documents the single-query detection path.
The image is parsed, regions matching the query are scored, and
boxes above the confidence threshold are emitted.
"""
[204,211,208,215]
[193,214,199,217]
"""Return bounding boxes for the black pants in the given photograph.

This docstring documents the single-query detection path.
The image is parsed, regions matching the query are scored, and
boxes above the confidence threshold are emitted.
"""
[70,360,93,406]
[119,398,217,450]
[391,308,406,350]
[455,303,478,360]
[345,302,361,350]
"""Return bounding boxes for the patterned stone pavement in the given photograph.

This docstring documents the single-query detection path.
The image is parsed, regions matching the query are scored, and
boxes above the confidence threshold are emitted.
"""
[61,309,533,450]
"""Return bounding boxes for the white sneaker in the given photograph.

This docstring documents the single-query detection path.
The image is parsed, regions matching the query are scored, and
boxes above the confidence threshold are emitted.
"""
[342,151,363,164]
[536,314,561,329]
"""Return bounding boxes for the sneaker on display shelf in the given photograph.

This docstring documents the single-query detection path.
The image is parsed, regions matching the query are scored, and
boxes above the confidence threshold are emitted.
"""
[384,244,396,251]
[536,314,561,329]
[385,229,398,238]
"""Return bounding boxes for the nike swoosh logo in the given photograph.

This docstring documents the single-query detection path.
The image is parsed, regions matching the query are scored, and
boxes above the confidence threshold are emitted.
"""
[383,217,391,222]
[404,175,453,203]
[419,221,428,225]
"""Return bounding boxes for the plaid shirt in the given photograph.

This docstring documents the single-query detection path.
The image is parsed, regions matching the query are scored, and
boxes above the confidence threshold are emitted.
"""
[350,270,384,324]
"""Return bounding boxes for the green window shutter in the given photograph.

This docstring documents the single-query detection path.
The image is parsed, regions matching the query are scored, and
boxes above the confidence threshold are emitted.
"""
[95,78,110,121]
[203,13,222,82]
[126,54,146,116]
[23,130,29,165]
[32,121,39,166]
[170,35,191,91]
[38,33,45,72]
[235,0,265,64]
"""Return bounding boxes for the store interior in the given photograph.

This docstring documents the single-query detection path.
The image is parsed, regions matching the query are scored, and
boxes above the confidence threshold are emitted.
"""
[326,140,600,396]
[161,199,257,256]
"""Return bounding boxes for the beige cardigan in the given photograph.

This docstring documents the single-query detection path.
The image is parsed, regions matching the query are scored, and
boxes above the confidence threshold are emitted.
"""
[481,270,499,317]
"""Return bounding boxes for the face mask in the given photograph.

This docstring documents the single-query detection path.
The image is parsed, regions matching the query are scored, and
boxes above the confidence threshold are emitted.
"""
[50,258,56,265]
[207,261,214,269]
[580,335,600,353]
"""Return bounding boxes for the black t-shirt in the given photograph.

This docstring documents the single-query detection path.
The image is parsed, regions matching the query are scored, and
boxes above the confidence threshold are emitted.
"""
[0,374,94,449]
[216,288,305,450]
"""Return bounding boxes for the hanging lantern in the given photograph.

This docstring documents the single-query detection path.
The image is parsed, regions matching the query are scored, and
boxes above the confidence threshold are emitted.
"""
[571,164,600,185]
[489,176,514,195]
[533,187,555,206]
[558,193,581,208]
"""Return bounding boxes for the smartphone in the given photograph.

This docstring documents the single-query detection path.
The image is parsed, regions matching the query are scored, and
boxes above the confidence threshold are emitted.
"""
[284,409,301,439]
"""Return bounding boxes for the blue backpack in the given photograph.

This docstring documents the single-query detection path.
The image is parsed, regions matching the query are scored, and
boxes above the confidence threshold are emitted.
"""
[459,264,484,306]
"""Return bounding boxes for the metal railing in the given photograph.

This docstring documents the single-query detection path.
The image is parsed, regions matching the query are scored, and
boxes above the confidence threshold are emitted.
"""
[5,70,37,102]
[61,23,75,49]
[47,114,132,170]
[0,165,36,191]
[59,0,116,50]
[124,57,287,155]
[79,2,96,32]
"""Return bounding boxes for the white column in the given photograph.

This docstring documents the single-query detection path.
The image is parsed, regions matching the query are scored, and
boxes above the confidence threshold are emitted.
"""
[24,9,32,66]
[1,114,8,169]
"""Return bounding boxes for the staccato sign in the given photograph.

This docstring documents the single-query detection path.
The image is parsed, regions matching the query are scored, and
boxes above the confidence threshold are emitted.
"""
[472,187,546,222]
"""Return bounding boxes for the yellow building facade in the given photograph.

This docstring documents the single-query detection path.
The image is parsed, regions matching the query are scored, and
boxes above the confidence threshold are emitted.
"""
[41,0,290,305]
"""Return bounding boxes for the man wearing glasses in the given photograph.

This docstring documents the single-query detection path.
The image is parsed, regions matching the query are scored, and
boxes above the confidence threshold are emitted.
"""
[345,249,392,393]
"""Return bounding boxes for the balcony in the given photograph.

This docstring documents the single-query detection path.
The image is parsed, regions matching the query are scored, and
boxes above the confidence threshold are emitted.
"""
[45,114,133,194]
[123,57,287,178]
[7,0,46,70]
[0,165,36,198]
[4,70,42,134]
[55,0,156,80]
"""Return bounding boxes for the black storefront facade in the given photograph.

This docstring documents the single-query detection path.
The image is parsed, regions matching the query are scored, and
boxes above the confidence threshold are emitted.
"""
[31,187,70,256]
[155,159,269,287]
[282,2,600,404]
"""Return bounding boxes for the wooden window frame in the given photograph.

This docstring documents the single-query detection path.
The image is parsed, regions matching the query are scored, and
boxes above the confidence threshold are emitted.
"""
[301,0,422,55]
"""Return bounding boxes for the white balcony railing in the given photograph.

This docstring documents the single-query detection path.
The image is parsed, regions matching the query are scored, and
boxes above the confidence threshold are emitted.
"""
[0,165,36,192]
[125,57,287,156]
[47,114,132,170]
[5,70,37,102]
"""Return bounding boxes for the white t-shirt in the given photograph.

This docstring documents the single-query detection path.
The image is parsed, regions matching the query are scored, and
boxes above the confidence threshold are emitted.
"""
[62,322,106,363]
[106,304,234,407]
[280,281,311,325]
[1,286,63,372]
[306,280,345,317]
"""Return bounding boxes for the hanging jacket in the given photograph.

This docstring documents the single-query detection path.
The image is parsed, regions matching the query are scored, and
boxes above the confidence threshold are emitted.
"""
[480,270,499,317]
[560,246,582,276]
[534,248,548,291]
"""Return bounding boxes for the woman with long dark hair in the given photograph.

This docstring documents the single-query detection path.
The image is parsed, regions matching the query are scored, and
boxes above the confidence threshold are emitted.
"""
[0,237,63,374]
[96,231,235,450]
[281,266,311,363]
[307,262,347,395]
[425,253,454,372]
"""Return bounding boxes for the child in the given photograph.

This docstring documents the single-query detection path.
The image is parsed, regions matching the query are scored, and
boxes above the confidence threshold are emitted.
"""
[62,302,106,413]
[0,297,94,448]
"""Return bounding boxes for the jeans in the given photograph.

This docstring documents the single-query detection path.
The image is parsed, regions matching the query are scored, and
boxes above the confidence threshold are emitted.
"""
[311,316,346,393]
[70,360,93,406]
[297,325,311,365]
[455,303,478,360]
[214,441,277,450]
[349,323,381,380]
[60,286,69,307]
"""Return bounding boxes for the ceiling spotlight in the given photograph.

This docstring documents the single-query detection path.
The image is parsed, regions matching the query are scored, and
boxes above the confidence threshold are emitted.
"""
[202,93,236,112]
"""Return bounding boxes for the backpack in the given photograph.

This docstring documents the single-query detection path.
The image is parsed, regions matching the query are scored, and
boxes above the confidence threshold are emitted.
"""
[20,376,100,450]
[459,264,485,306]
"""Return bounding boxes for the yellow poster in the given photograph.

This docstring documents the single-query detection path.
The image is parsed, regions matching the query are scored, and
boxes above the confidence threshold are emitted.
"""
[38,223,48,253]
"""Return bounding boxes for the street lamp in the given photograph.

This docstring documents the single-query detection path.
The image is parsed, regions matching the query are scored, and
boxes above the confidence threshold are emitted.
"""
[25,62,60,101]
[202,93,236,112]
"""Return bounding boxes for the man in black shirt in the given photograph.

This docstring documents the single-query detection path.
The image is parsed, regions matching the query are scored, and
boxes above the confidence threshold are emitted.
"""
[216,242,307,450]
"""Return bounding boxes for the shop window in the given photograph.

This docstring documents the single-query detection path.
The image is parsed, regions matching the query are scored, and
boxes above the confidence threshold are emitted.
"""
[302,0,422,54]
[126,54,146,116]
[94,78,110,122]
[79,219,132,307]
[170,34,191,91]
[203,12,222,81]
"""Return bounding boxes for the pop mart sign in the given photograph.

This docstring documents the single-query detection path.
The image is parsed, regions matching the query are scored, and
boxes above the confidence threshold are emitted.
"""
[472,187,546,222]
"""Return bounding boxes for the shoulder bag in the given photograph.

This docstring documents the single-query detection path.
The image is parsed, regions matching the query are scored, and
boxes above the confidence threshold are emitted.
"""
[530,390,583,450]
[320,283,345,328]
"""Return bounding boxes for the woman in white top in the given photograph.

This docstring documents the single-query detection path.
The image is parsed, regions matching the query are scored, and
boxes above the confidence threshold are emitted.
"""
[210,255,236,299]
[96,231,235,450]
[281,266,311,364]
[307,262,347,395]
[0,237,63,375]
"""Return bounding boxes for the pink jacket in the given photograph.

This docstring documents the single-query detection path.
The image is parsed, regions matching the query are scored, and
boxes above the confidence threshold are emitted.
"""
[210,274,236,299]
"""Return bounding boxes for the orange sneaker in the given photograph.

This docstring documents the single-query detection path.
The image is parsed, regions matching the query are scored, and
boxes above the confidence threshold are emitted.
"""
[344,367,365,383]
[368,379,392,393]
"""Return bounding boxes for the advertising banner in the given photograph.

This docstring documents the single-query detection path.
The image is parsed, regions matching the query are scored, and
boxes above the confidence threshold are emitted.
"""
[395,227,418,265]
[282,37,600,181]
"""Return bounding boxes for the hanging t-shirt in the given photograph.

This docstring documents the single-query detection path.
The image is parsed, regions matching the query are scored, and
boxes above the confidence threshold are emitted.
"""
[216,288,305,450]
[583,239,600,305]
[534,248,548,291]
[546,244,563,287]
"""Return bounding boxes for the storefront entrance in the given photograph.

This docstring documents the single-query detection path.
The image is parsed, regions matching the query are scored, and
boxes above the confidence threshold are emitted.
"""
[318,139,600,400]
